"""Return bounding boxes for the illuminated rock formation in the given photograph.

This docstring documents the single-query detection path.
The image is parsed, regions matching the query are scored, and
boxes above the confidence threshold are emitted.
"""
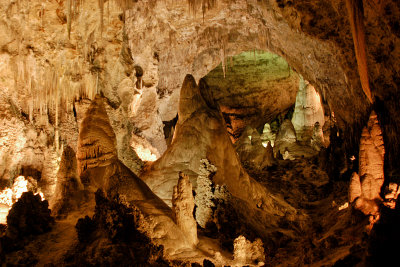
[261,123,276,147]
[142,75,293,212]
[233,235,265,266]
[51,146,83,216]
[291,77,325,142]
[359,111,385,201]
[235,126,275,169]
[172,172,198,246]
[349,172,362,203]
[77,95,118,179]
[142,75,297,244]
[76,95,191,254]
[310,122,325,151]
[349,111,385,216]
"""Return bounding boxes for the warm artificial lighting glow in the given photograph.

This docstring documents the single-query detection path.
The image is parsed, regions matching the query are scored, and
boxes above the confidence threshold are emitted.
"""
[0,176,45,224]
[134,145,157,162]
[338,202,349,211]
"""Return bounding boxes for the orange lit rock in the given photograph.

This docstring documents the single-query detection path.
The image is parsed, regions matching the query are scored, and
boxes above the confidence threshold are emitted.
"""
[77,95,118,178]
[233,235,265,266]
[359,111,384,201]
[349,172,362,203]
[349,111,385,216]
[76,95,190,255]
[234,126,275,169]
[172,172,198,246]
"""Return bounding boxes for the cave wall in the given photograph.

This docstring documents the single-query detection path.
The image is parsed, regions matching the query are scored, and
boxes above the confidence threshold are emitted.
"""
[124,0,399,179]
[0,0,399,182]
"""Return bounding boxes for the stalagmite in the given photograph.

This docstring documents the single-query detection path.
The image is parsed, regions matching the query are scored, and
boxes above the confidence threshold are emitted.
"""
[359,111,384,201]
[349,111,385,216]
[172,172,198,246]
[195,159,218,228]
[291,76,325,142]
[77,95,118,176]
[67,0,72,39]
[233,235,265,266]
[349,172,362,203]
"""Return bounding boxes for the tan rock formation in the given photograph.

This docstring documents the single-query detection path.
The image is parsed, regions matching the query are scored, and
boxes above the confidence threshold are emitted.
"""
[359,111,385,201]
[142,75,297,243]
[349,172,362,203]
[172,172,198,246]
[261,123,276,148]
[310,122,325,151]
[233,235,265,266]
[194,159,218,229]
[77,95,118,179]
[291,77,325,142]
[235,126,275,169]
[51,146,83,215]
[76,95,191,255]
[349,111,385,216]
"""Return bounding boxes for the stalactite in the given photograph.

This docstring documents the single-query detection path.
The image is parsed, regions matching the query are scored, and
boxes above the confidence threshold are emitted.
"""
[188,0,217,17]
[67,0,72,39]
[345,0,373,103]
[98,0,104,38]
[220,48,226,78]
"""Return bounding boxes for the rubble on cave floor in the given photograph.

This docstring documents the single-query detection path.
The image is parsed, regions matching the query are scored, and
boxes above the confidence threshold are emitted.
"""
[243,157,369,266]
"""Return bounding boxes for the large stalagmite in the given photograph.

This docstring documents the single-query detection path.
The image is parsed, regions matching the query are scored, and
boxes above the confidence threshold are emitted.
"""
[349,111,385,216]
[359,111,385,201]
[76,95,190,255]
[141,74,297,240]
[291,77,325,142]
[172,172,198,246]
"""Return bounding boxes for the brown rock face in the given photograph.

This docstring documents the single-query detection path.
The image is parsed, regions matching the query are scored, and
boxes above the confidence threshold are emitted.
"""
[172,172,198,246]
[359,111,385,201]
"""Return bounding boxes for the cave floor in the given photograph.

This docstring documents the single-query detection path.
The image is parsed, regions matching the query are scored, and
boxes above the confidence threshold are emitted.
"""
[246,158,367,266]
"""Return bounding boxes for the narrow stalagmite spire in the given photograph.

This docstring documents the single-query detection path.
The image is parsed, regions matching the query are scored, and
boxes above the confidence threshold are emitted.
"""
[172,172,198,246]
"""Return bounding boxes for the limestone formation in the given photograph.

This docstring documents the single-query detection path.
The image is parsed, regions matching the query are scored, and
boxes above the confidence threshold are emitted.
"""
[233,235,265,266]
[383,183,400,209]
[261,123,276,148]
[76,95,191,255]
[349,172,362,203]
[349,111,385,216]
[359,111,385,201]
[235,126,275,169]
[194,159,218,229]
[51,146,83,216]
[310,122,325,151]
[275,119,297,145]
[291,77,325,142]
[205,51,299,140]
[172,172,198,246]
[141,75,296,223]
[77,95,118,179]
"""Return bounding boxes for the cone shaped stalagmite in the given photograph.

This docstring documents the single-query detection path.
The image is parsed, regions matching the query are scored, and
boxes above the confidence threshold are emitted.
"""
[141,75,297,240]
[76,95,190,254]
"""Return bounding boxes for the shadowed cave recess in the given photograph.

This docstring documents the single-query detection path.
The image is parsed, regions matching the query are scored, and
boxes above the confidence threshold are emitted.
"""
[0,0,399,266]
